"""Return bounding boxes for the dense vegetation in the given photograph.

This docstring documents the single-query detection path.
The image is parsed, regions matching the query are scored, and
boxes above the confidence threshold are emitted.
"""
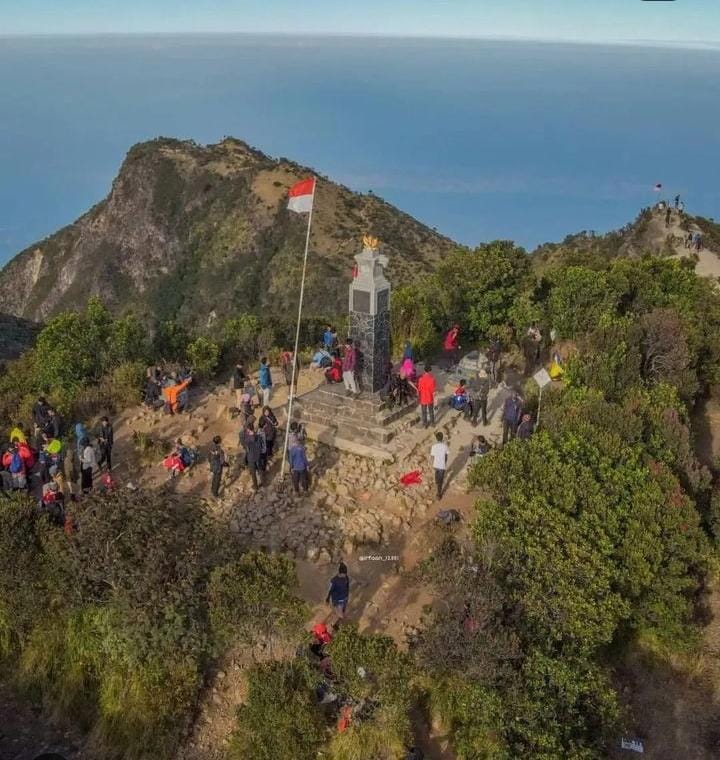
[1,210,720,757]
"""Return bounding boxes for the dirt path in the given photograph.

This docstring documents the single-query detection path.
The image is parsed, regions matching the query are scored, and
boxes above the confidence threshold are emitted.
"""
[640,205,720,280]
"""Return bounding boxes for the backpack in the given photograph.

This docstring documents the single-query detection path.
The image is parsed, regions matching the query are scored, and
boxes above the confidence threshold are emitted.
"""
[9,451,23,473]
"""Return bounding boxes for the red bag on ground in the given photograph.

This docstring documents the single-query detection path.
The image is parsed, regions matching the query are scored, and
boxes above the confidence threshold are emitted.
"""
[400,469,423,486]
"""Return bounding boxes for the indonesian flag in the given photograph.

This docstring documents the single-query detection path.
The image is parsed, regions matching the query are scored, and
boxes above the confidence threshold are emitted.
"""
[653,183,663,192]
[288,177,315,213]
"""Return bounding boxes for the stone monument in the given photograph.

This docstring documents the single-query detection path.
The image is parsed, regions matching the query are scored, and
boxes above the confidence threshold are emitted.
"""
[348,235,391,393]
[294,235,416,457]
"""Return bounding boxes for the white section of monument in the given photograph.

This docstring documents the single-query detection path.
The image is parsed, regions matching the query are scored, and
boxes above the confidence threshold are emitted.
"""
[349,242,390,315]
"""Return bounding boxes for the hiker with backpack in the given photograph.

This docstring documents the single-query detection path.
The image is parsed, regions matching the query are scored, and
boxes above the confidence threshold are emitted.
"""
[259,406,278,459]
[3,441,28,491]
[208,435,228,497]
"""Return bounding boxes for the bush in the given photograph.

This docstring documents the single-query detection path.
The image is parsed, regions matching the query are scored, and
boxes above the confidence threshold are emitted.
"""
[105,360,146,409]
[207,552,307,653]
[186,336,220,378]
[230,660,325,760]
[223,314,260,359]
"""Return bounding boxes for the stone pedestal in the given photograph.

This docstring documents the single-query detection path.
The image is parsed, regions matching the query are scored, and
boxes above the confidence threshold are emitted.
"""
[348,243,391,393]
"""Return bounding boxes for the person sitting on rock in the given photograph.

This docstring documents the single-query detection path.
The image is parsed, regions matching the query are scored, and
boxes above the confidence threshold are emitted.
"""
[324,353,343,384]
[312,344,333,370]
[162,444,186,479]
[449,378,472,419]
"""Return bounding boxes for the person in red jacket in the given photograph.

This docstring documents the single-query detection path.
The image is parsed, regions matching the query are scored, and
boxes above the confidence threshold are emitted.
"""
[3,441,28,490]
[443,324,461,371]
[417,365,437,429]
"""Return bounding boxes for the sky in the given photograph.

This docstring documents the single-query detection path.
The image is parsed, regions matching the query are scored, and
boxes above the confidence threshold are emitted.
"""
[2,0,719,45]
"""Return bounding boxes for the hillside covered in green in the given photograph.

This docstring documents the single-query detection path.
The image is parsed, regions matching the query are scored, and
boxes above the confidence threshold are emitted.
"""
[0,137,456,329]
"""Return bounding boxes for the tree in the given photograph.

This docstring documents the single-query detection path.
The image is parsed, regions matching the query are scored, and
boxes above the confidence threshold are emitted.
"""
[639,307,696,398]
[434,242,531,339]
[547,266,618,339]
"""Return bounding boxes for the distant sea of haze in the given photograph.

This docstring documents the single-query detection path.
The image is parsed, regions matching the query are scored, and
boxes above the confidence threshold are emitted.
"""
[0,34,719,264]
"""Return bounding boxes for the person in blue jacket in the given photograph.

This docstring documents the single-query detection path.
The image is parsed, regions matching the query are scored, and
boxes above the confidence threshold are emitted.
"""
[258,357,273,408]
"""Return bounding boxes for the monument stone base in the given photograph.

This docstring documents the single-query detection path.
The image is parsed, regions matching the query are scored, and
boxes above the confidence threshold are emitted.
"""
[292,384,417,459]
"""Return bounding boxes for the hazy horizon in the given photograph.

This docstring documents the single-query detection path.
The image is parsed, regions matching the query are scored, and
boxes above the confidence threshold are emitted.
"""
[4,0,719,44]
[1,31,718,51]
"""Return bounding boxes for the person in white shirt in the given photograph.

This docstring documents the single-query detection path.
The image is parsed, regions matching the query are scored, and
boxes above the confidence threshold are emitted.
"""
[430,431,450,499]
[80,437,97,493]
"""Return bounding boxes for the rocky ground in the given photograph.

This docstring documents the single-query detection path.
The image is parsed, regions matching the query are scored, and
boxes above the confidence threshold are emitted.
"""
[0,362,514,760]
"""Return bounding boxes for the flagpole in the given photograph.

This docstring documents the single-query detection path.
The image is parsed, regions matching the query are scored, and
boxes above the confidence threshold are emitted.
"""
[280,181,315,480]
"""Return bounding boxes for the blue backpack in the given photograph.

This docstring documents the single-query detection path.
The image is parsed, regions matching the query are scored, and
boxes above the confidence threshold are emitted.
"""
[9,451,23,473]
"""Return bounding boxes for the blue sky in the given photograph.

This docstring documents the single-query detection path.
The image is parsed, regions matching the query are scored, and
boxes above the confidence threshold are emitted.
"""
[2,0,719,44]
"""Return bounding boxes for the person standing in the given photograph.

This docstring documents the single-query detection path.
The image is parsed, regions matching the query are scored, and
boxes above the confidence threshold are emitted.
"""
[288,437,310,494]
[473,368,490,426]
[486,337,501,385]
[232,362,246,408]
[326,562,350,622]
[501,391,523,445]
[240,419,263,490]
[97,416,114,472]
[524,325,542,375]
[430,431,449,499]
[323,325,335,352]
[258,358,273,408]
[260,406,278,459]
[517,413,535,441]
[665,206,672,228]
[674,194,680,209]
[417,365,436,428]
[443,324,461,370]
[209,435,227,498]
[80,437,96,493]
[342,338,359,396]
[280,348,292,387]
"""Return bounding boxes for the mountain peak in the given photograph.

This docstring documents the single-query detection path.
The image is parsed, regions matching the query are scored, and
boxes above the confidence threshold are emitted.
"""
[0,138,456,326]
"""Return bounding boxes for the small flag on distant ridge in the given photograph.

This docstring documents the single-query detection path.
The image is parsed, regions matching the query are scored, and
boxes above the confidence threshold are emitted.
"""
[653,183,663,192]
[288,178,315,213]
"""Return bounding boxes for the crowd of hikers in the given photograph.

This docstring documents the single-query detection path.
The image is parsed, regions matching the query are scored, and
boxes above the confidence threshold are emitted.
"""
[2,321,554,759]
[1,397,115,531]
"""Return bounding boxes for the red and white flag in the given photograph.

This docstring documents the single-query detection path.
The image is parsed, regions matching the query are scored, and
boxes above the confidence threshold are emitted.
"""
[288,177,315,214]
[653,183,663,192]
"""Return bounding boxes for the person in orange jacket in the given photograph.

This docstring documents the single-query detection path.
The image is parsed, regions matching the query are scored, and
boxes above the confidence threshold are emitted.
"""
[162,377,192,415]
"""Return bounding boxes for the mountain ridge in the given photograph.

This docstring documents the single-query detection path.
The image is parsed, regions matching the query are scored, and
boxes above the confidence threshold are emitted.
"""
[0,137,458,327]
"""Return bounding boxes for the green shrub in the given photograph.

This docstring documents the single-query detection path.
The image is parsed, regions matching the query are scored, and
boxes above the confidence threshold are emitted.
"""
[230,660,325,760]
[223,313,260,359]
[106,360,146,409]
[207,552,307,653]
[186,336,220,378]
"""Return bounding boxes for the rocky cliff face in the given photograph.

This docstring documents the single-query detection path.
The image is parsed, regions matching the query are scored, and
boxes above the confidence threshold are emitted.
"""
[0,138,457,327]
